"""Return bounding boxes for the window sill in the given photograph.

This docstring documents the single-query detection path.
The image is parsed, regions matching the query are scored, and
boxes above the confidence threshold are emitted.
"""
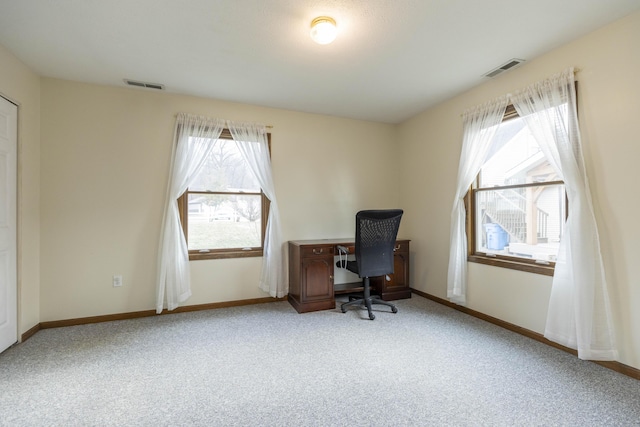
[189,249,263,261]
[468,254,554,276]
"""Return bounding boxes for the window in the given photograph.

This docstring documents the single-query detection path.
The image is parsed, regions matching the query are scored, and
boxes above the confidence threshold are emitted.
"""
[467,107,566,275]
[178,130,270,260]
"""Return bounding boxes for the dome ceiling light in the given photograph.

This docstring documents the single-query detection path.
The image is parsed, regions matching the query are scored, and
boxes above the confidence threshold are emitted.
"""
[310,16,337,45]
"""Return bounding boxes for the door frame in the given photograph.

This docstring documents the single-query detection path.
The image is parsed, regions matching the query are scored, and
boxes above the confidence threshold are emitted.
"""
[0,92,19,351]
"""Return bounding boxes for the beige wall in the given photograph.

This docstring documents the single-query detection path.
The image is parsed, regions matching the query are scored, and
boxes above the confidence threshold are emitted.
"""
[39,79,399,320]
[0,44,41,337]
[399,11,640,369]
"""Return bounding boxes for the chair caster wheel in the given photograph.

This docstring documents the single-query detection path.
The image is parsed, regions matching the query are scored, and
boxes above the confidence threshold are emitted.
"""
[341,308,346,313]
[392,307,398,313]
[369,314,375,320]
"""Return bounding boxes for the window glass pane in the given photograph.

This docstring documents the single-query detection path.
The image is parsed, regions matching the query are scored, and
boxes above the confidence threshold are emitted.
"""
[187,194,262,250]
[189,139,260,192]
[479,116,559,188]
[475,184,565,262]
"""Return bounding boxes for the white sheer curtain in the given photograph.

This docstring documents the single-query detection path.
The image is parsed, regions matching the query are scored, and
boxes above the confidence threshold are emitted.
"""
[512,68,617,360]
[447,97,508,305]
[156,114,224,313]
[228,121,285,298]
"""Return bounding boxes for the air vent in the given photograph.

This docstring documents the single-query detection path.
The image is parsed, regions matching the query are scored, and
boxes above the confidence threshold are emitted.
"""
[484,59,525,78]
[123,79,165,90]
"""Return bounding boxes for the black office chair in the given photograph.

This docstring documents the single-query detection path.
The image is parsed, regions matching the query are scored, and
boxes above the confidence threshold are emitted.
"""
[338,209,403,320]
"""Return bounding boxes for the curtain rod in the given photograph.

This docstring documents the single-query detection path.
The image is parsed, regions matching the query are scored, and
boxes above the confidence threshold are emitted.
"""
[173,114,272,128]
[460,67,581,117]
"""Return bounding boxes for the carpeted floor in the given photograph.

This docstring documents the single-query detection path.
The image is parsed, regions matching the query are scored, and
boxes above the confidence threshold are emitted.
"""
[1,295,639,426]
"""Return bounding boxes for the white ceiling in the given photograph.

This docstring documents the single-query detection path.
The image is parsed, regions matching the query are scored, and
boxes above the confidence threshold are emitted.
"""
[0,0,639,123]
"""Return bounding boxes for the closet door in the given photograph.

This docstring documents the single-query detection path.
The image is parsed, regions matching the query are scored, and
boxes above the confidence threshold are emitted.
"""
[0,96,17,354]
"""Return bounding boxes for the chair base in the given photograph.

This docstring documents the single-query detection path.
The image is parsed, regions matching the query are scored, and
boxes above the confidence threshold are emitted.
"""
[341,295,398,320]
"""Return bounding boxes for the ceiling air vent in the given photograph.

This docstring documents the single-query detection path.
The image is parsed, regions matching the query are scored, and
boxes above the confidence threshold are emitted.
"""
[123,79,165,90]
[484,59,525,78]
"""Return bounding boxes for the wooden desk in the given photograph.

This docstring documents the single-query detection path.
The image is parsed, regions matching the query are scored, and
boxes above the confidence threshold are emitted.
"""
[288,239,411,313]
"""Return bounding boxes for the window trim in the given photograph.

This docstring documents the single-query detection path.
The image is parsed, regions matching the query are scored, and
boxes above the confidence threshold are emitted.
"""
[465,107,564,276]
[177,131,271,261]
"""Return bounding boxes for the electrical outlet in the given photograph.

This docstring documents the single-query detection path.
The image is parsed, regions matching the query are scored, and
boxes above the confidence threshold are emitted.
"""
[112,275,123,287]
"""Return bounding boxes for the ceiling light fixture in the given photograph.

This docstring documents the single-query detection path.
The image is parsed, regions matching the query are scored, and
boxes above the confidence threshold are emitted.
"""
[310,16,337,45]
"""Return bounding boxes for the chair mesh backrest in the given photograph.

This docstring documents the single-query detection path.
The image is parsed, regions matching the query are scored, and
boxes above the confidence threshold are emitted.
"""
[355,209,403,278]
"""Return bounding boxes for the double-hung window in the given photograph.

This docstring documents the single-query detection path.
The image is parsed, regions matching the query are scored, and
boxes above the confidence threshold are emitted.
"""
[178,130,270,260]
[467,107,566,275]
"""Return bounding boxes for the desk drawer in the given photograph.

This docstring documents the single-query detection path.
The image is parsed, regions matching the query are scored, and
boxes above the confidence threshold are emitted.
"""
[336,242,406,255]
[301,245,334,257]
[335,244,355,254]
